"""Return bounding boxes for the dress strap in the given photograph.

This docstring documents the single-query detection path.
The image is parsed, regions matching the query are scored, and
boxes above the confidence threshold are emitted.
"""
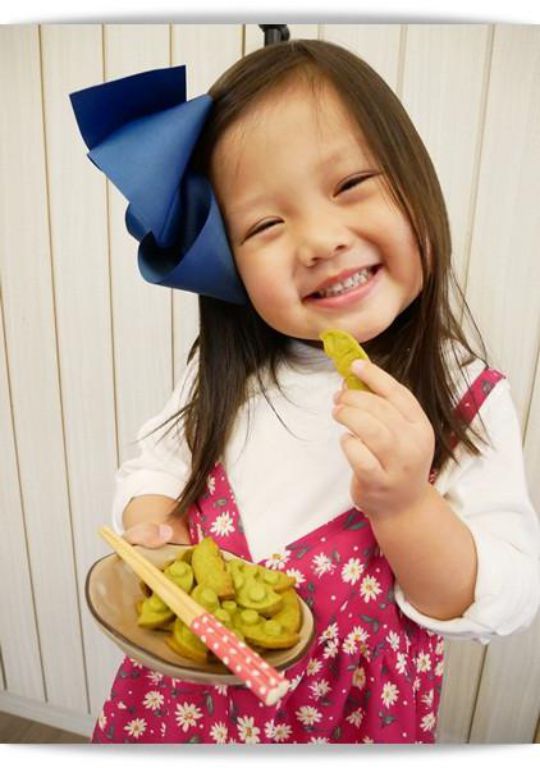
[187,462,255,562]
[428,365,505,483]
[448,366,505,450]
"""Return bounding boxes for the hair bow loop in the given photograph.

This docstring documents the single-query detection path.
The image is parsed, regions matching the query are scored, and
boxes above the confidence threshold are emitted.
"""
[70,65,247,304]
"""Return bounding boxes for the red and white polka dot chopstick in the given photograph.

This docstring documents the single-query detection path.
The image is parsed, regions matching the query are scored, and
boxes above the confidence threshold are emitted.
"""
[99,526,291,707]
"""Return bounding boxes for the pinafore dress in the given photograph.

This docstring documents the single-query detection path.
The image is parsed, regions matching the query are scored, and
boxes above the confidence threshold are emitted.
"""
[92,367,504,744]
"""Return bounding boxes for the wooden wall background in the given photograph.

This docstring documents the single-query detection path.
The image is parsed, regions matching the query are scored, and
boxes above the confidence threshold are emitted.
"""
[0,23,539,743]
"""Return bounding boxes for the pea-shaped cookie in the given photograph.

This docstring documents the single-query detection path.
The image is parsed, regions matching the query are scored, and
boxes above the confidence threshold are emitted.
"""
[163,559,194,593]
[167,617,208,664]
[235,575,283,616]
[136,592,174,629]
[270,587,302,633]
[256,565,296,593]
[191,537,235,598]
[227,559,296,593]
[226,559,258,580]
[233,609,299,650]
[319,329,370,391]
[190,584,221,613]
[205,602,245,648]
[137,559,194,628]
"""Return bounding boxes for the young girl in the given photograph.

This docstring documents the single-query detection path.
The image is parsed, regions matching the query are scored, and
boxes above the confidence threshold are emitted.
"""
[72,39,540,744]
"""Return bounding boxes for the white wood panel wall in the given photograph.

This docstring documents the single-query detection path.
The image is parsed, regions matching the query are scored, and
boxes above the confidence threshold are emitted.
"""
[0,23,538,743]
[0,25,88,715]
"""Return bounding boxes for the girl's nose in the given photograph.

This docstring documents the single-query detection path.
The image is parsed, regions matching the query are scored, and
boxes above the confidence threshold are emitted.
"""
[295,215,356,267]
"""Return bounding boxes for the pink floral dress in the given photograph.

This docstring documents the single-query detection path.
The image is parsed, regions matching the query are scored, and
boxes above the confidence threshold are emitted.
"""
[92,367,504,744]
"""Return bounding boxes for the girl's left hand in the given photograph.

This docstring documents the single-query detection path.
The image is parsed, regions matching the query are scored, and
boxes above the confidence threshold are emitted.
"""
[332,359,435,519]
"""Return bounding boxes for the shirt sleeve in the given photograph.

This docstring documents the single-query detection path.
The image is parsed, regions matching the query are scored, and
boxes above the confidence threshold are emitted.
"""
[394,376,540,644]
[111,358,197,534]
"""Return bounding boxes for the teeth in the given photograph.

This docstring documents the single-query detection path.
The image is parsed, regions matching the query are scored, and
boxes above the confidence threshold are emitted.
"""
[317,267,376,298]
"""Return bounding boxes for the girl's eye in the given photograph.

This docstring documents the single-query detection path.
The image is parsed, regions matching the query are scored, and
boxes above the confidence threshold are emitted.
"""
[337,174,372,194]
[244,173,378,240]
[248,220,278,238]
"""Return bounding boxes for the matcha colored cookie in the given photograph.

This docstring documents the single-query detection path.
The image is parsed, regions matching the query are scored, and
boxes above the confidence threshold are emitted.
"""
[191,537,235,598]
[270,587,302,633]
[212,601,245,644]
[167,617,208,664]
[136,592,174,629]
[135,539,306,663]
[163,559,194,593]
[235,575,283,616]
[227,559,296,593]
[137,559,194,629]
[190,583,221,613]
[319,329,370,391]
[257,565,296,593]
[232,609,299,650]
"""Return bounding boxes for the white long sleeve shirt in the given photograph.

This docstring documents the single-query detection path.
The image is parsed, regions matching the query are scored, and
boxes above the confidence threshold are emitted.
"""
[111,341,540,645]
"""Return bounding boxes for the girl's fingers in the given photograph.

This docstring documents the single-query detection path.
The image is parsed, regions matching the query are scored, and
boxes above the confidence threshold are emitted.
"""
[123,515,192,548]
[339,431,385,479]
[123,522,174,549]
[333,405,395,470]
[350,360,425,425]
[336,388,405,432]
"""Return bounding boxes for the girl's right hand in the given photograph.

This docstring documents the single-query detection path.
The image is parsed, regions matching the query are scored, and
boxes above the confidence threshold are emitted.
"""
[123,516,192,549]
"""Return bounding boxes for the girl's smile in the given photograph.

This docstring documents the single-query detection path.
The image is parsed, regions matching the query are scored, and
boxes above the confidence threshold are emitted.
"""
[211,76,423,345]
[302,262,383,308]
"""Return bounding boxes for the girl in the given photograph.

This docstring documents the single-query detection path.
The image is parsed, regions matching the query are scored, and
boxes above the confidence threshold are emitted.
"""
[74,39,540,744]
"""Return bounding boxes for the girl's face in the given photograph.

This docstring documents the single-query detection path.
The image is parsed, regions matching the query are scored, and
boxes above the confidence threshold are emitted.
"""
[210,78,424,344]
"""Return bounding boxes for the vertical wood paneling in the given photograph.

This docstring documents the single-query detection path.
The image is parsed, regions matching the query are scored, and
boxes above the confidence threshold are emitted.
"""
[0,25,87,710]
[456,23,540,742]
[464,25,540,418]
[471,614,540,743]
[40,24,124,716]
[524,348,540,526]
[104,25,173,464]
[170,24,243,385]
[0,264,44,700]
[401,25,491,287]
[470,348,540,741]
[437,639,486,743]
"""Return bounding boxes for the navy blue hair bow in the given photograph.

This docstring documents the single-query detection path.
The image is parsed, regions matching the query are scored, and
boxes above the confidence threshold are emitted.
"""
[69,65,248,305]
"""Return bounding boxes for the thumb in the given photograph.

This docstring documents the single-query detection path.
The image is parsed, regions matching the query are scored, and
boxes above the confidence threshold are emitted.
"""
[123,522,173,549]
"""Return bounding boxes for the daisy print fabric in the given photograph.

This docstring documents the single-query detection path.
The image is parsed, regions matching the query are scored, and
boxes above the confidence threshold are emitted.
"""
[93,463,444,744]
[92,367,504,744]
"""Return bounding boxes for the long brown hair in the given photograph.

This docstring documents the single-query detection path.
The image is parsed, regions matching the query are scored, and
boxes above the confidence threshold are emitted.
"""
[148,39,491,521]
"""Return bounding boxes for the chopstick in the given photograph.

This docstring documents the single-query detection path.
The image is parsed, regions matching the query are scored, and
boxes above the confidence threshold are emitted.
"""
[98,526,290,707]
